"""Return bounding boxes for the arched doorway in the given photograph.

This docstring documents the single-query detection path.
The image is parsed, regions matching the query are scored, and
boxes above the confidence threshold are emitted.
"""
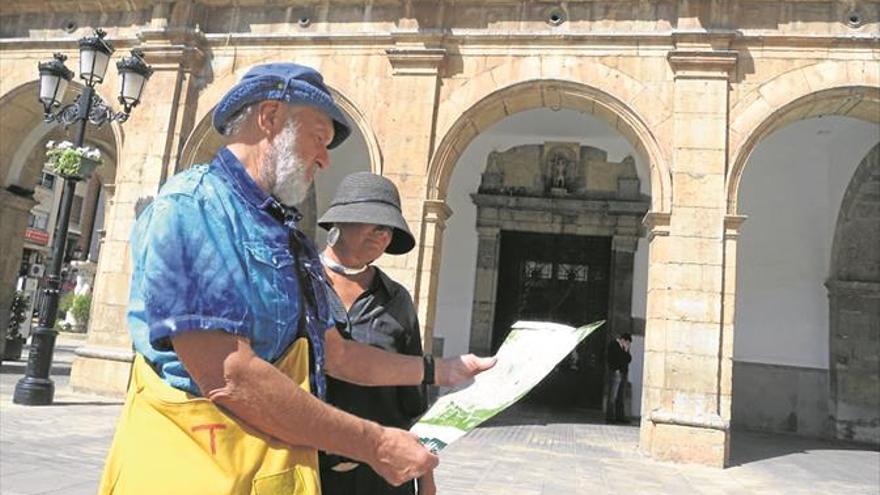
[729,85,879,443]
[0,81,120,351]
[429,79,664,415]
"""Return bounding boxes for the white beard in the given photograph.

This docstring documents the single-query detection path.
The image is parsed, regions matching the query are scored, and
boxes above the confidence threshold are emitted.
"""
[263,120,311,206]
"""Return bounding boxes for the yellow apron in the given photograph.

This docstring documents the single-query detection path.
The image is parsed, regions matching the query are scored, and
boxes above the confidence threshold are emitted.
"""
[99,338,320,495]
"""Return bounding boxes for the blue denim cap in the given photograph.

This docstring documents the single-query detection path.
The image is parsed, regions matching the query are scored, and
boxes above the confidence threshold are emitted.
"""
[213,63,351,149]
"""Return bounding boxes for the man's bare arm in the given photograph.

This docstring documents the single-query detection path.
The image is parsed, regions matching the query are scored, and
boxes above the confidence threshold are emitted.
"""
[171,330,437,486]
[324,328,496,386]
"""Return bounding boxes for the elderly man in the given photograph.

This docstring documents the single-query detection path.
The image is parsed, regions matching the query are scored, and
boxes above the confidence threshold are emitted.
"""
[99,63,494,495]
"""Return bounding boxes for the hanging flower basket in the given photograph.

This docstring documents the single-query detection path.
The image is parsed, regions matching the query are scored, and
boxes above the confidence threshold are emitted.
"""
[45,140,103,180]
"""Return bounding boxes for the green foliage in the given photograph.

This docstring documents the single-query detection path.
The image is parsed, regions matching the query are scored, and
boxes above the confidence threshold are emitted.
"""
[58,291,75,314]
[6,291,30,340]
[44,140,102,177]
[71,294,91,330]
[56,292,91,332]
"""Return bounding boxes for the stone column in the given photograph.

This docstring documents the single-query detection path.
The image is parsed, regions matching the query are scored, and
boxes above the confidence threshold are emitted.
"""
[468,226,501,355]
[720,215,746,431]
[639,43,738,467]
[827,280,880,443]
[608,234,638,337]
[0,190,38,357]
[378,33,447,352]
[70,8,206,395]
[414,199,452,354]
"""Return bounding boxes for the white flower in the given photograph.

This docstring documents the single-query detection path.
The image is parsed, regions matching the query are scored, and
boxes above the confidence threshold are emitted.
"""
[45,140,55,149]
[57,141,73,150]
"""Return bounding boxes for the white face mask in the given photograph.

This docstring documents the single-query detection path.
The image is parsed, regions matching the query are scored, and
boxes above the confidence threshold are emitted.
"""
[263,119,311,206]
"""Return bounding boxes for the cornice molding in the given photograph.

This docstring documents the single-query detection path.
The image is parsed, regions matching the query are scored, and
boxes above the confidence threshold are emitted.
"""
[667,49,738,80]
[385,33,447,76]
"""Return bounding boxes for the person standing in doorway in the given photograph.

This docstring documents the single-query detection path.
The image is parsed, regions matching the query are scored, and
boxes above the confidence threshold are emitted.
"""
[605,332,632,424]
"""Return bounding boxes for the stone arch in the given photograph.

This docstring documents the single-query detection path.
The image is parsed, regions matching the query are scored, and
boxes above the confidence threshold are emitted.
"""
[178,85,382,175]
[827,143,880,444]
[427,79,670,213]
[0,79,121,349]
[831,143,880,282]
[0,80,123,188]
[727,60,880,214]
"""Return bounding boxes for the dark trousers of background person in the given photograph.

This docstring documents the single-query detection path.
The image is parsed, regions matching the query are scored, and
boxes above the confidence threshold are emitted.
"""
[605,369,627,422]
[320,462,415,495]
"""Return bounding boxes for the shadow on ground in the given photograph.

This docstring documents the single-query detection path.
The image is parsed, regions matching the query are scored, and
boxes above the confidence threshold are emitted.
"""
[480,401,628,428]
[729,429,880,466]
[0,342,82,376]
[1,361,72,376]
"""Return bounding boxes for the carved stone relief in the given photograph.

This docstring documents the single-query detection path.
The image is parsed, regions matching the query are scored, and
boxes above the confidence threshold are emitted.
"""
[469,141,650,355]
[478,141,640,200]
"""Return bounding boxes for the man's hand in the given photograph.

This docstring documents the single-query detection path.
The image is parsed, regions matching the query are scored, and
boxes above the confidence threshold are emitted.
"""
[436,354,497,387]
[369,427,438,486]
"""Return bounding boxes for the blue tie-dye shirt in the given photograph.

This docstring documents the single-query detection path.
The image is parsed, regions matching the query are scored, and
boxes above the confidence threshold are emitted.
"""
[128,147,336,398]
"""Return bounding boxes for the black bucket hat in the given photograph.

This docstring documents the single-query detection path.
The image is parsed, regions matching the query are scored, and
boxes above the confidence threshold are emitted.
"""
[318,172,415,255]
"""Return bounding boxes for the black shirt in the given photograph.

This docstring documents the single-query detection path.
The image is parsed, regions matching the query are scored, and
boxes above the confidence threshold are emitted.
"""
[321,268,427,477]
[606,340,632,374]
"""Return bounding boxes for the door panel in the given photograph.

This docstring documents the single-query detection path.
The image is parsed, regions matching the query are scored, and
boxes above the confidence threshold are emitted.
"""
[491,231,611,408]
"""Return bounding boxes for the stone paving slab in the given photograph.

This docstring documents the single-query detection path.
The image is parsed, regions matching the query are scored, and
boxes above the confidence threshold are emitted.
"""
[1,337,879,494]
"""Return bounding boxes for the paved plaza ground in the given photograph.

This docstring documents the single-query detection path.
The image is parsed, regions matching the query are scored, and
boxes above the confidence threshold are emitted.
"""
[1,335,878,495]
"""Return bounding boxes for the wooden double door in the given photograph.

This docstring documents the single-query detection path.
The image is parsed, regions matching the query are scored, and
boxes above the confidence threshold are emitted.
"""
[491,231,611,409]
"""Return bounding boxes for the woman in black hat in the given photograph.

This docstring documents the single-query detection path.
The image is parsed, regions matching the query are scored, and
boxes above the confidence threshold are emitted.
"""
[317,172,435,495]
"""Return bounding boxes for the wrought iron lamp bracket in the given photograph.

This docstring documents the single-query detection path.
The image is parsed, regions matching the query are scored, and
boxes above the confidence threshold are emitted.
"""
[43,90,129,127]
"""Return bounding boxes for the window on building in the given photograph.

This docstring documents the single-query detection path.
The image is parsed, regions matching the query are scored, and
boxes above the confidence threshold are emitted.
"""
[524,260,553,280]
[39,172,55,190]
[557,263,588,282]
[27,212,49,231]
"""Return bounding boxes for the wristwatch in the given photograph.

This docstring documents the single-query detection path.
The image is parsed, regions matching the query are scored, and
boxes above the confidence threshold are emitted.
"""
[422,354,435,385]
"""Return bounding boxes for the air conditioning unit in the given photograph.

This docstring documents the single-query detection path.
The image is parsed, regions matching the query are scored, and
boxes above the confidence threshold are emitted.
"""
[29,264,45,278]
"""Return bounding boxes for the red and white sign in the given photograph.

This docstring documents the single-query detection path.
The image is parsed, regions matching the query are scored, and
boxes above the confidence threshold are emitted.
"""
[24,228,49,246]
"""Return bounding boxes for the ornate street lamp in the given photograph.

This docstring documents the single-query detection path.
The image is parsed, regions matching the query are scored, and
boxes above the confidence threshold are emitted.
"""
[37,54,74,114]
[14,29,152,406]
[116,50,152,115]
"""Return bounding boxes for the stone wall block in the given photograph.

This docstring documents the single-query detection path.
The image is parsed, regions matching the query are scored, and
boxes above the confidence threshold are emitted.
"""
[643,349,667,388]
[648,235,672,265]
[757,68,812,109]
[666,320,721,356]
[646,287,670,317]
[670,204,724,239]
[648,423,726,467]
[664,236,724,266]
[666,290,722,324]
[663,263,704,291]
[730,95,773,141]
[674,79,728,115]
[644,317,668,352]
[803,61,851,93]
[672,172,725,207]
[647,262,669,290]
[673,115,727,151]
[672,148,726,174]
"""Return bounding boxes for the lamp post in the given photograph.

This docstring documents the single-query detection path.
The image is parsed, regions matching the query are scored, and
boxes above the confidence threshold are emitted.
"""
[14,29,152,406]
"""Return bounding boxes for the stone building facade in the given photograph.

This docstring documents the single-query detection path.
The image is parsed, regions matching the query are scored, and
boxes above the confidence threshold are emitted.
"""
[1,1,877,467]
